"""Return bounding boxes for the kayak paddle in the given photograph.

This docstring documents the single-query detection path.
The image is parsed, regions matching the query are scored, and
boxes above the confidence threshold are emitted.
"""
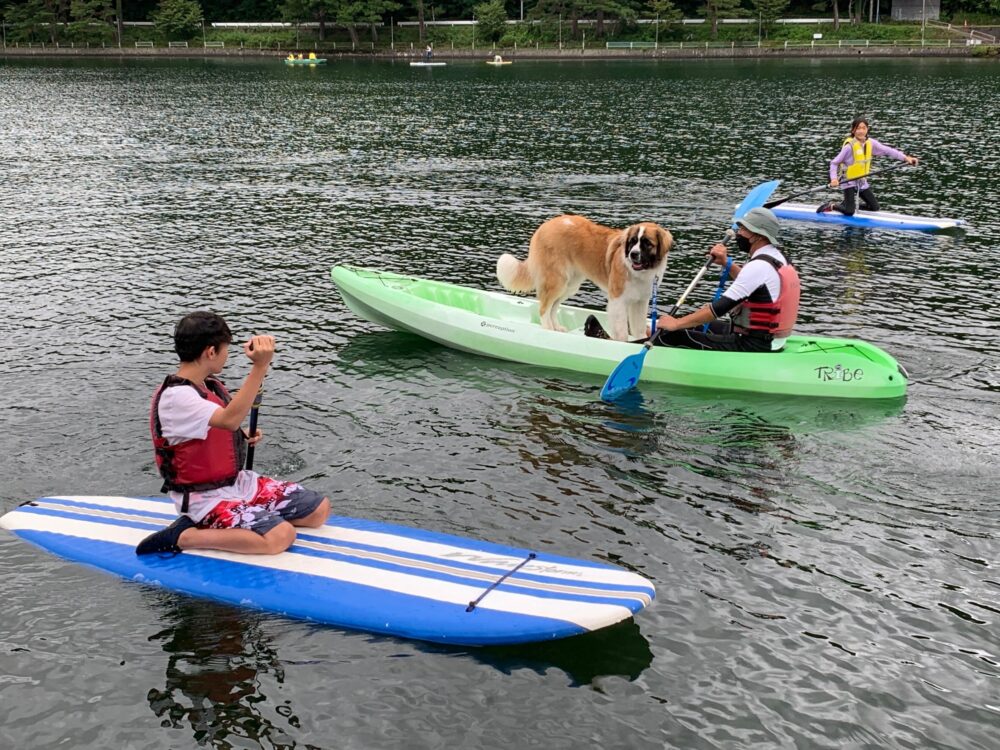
[245,388,263,471]
[599,179,781,402]
[599,278,659,401]
[764,161,910,210]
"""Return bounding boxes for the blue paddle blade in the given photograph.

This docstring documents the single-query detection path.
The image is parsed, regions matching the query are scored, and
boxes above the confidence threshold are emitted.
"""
[733,180,781,225]
[600,346,650,402]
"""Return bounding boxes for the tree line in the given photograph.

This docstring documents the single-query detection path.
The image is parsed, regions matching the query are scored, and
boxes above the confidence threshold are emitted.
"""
[2,0,995,47]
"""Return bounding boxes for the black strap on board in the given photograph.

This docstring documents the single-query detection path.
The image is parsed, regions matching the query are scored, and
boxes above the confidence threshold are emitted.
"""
[466,552,537,613]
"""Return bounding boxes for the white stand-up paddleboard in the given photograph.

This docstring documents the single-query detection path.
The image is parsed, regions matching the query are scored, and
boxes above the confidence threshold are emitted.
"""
[1,496,654,646]
[410,61,447,67]
[772,202,966,232]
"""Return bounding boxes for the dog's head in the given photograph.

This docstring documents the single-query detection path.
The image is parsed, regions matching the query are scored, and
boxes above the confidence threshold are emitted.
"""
[620,223,672,272]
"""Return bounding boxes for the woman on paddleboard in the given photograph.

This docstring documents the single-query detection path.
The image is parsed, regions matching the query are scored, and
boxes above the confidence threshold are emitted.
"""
[817,117,919,216]
[136,311,330,556]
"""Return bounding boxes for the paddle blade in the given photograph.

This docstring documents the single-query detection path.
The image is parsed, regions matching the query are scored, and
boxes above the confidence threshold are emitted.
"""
[600,346,650,402]
[734,180,781,224]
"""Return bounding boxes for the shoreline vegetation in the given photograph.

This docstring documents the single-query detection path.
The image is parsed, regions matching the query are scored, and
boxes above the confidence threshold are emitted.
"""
[2,2,998,61]
[1,43,992,59]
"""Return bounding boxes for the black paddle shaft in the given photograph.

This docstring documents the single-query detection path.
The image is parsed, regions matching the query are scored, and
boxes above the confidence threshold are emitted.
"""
[764,162,910,209]
[245,389,263,471]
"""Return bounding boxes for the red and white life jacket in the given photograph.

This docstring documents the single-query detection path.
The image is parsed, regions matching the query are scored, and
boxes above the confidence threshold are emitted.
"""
[150,375,247,502]
[733,255,801,339]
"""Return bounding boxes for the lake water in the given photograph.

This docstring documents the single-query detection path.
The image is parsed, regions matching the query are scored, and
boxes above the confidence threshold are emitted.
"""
[1,55,998,749]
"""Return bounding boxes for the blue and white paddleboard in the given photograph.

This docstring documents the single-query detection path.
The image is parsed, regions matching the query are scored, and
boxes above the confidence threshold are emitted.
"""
[772,202,966,232]
[0,496,654,646]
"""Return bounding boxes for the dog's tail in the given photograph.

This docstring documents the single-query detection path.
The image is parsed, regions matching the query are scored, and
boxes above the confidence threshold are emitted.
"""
[496,254,535,293]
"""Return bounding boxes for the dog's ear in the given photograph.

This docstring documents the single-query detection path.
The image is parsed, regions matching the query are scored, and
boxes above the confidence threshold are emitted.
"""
[657,227,673,254]
[610,227,629,257]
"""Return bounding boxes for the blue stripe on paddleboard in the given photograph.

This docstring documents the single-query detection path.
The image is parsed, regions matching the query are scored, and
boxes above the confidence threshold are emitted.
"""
[32,497,173,519]
[286,542,650,612]
[34,497,639,577]
[295,529,654,597]
[13,530,593,645]
[321,515,631,572]
[17,504,169,532]
[23,501,649,594]
[39,495,640,572]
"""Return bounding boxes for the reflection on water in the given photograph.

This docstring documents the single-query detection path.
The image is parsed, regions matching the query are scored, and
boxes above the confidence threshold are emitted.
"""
[475,619,653,687]
[147,601,297,749]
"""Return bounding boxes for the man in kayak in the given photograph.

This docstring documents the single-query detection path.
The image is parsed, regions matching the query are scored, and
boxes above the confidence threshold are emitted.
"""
[137,311,330,556]
[652,208,799,352]
[817,117,919,215]
[587,208,799,352]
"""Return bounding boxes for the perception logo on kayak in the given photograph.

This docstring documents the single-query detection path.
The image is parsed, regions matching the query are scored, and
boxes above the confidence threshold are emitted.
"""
[815,364,864,382]
[481,321,516,334]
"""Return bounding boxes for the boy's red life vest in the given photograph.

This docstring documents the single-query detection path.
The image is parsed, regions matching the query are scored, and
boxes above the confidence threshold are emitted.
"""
[150,375,247,509]
[733,254,801,339]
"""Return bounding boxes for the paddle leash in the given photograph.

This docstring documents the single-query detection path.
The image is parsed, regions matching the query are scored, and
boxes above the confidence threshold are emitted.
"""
[599,179,781,402]
[245,388,263,471]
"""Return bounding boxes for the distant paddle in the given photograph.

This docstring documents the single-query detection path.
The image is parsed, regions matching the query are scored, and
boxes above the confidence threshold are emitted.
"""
[764,162,910,210]
[245,389,263,471]
[600,180,780,402]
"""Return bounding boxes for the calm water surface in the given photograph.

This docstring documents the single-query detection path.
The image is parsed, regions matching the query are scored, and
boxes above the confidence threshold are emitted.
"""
[1,56,998,749]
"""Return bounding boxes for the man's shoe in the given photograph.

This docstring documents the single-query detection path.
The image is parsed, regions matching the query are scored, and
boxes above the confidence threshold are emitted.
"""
[816,202,836,214]
[584,314,610,340]
[136,515,197,556]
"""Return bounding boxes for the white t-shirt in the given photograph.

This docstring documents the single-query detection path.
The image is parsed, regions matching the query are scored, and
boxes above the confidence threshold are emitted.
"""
[158,384,258,521]
[720,245,790,351]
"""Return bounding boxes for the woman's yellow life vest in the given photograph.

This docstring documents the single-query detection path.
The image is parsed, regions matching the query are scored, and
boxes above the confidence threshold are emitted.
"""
[843,137,872,181]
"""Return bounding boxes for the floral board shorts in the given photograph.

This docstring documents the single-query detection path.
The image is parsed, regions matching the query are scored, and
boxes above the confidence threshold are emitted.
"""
[200,476,326,536]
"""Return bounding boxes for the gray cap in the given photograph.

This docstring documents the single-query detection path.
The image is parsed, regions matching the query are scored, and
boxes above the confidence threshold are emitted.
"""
[737,207,781,246]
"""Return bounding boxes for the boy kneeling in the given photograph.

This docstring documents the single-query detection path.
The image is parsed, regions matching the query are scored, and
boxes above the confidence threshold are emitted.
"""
[137,311,330,555]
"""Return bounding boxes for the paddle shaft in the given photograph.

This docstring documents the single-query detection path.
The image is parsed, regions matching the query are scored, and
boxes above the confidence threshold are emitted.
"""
[764,162,910,209]
[665,229,736,318]
[245,389,263,471]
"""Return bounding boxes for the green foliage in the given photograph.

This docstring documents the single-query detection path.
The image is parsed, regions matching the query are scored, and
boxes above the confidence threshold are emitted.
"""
[647,0,683,27]
[474,0,507,42]
[699,0,743,38]
[4,0,59,42]
[752,0,787,38]
[68,0,116,42]
[152,0,204,39]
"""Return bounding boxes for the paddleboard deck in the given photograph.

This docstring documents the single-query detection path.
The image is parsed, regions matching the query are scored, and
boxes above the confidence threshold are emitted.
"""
[1,496,654,646]
[772,202,965,232]
[410,62,446,67]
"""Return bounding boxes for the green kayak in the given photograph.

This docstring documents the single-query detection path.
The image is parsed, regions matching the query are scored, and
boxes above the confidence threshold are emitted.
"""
[330,265,908,400]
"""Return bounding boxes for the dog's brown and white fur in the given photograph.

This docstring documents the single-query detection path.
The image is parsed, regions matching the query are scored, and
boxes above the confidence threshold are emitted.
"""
[496,215,672,341]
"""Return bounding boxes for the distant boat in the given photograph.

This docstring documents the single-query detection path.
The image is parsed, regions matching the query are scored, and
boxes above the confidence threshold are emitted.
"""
[284,57,327,65]
[410,61,446,67]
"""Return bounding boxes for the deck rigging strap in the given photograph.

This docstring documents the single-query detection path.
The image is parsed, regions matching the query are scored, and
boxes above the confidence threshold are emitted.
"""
[466,552,537,612]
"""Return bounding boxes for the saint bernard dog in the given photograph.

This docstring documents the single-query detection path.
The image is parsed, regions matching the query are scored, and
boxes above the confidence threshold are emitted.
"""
[496,215,672,341]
